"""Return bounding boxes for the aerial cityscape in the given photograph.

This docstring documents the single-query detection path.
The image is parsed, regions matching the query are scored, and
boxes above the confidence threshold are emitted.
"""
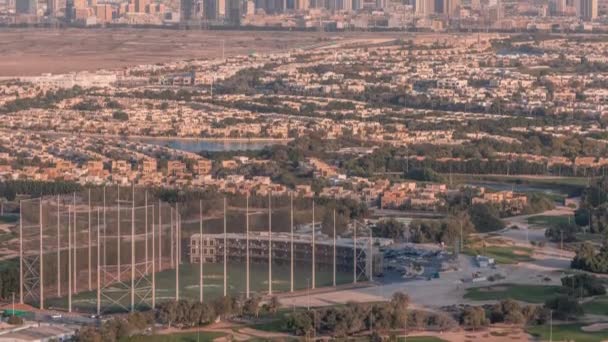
[1,4,608,341]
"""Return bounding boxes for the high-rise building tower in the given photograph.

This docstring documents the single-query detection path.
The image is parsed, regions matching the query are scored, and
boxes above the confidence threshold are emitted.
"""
[217,0,226,16]
[576,0,597,20]
[415,0,434,15]
[444,0,459,16]
[181,0,203,20]
[296,0,308,10]
[47,0,59,16]
[204,0,217,18]
[15,0,36,14]
[65,0,75,20]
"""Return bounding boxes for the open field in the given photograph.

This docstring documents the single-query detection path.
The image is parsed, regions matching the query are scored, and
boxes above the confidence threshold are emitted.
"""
[449,174,588,198]
[583,295,608,316]
[127,331,226,342]
[43,261,353,313]
[0,28,325,76]
[463,283,562,303]
[0,28,405,77]
[527,323,608,342]
[526,215,574,227]
[0,29,506,77]
[464,245,534,264]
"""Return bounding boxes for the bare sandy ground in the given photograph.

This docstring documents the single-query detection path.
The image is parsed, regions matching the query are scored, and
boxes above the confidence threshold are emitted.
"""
[0,28,400,76]
[0,28,502,77]
[0,28,319,76]
[409,324,532,342]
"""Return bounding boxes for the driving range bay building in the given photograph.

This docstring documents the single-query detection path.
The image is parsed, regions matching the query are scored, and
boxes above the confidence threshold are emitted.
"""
[189,232,383,281]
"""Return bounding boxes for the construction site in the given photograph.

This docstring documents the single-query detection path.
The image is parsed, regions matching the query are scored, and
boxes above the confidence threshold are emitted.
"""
[16,187,380,314]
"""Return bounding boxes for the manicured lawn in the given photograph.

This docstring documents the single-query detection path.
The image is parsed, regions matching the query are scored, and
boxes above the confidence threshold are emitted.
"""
[400,337,447,342]
[583,296,608,316]
[250,316,289,333]
[527,323,608,342]
[464,245,534,264]
[125,331,225,342]
[45,262,353,313]
[527,215,573,227]
[448,173,589,189]
[464,284,563,303]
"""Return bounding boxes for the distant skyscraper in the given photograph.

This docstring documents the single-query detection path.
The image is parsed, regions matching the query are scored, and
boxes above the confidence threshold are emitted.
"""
[245,0,254,13]
[226,0,241,24]
[65,0,74,20]
[181,0,202,20]
[296,0,308,10]
[551,0,567,14]
[15,0,36,14]
[217,0,226,16]
[415,0,434,15]
[575,0,597,20]
[204,0,216,18]
[444,0,459,16]
[47,0,59,16]
[135,0,148,12]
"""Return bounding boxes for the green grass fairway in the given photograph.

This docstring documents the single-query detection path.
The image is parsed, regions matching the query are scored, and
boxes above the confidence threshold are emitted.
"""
[399,337,447,342]
[464,284,563,303]
[527,215,574,227]
[45,262,353,313]
[464,245,534,264]
[448,174,590,188]
[125,331,225,342]
[583,296,608,316]
[527,323,608,342]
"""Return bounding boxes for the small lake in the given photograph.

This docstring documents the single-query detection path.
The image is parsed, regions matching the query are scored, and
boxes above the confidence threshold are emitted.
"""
[138,138,283,153]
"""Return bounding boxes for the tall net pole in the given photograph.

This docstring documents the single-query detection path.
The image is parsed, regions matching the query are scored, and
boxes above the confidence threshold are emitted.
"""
[131,185,135,311]
[353,222,357,284]
[97,208,101,315]
[19,200,22,304]
[223,197,227,297]
[103,186,107,284]
[57,195,61,297]
[158,200,162,272]
[117,186,121,282]
[145,191,148,275]
[39,199,43,310]
[369,228,373,282]
[68,205,72,312]
[152,204,156,309]
[311,199,315,290]
[170,208,174,268]
[199,200,204,303]
[175,204,180,301]
[333,209,336,287]
[73,193,77,293]
[290,192,294,293]
[246,193,250,299]
[268,192,272,296]
[88,189,92,291]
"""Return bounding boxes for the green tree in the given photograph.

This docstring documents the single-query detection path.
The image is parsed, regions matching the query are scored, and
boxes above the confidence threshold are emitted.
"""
[544,296,584,320]
[461,306,489,330]
[468,203,505,232]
